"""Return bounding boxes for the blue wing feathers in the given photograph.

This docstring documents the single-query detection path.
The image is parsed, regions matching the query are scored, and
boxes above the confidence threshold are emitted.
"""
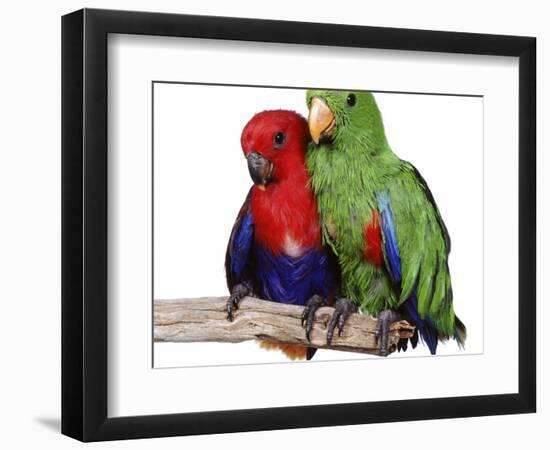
[225,192,255,292]
[377,192,401,282]
[230,212,254,279]
[377,191,439,355]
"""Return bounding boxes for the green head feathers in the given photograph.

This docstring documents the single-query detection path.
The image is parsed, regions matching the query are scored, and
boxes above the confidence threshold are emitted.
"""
[306,90,388,155]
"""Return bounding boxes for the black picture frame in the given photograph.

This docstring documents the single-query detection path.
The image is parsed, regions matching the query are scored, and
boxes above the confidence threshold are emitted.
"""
[62,8,536,442]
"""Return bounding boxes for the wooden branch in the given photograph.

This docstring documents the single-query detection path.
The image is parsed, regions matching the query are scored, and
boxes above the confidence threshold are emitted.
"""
[154,296,415,356]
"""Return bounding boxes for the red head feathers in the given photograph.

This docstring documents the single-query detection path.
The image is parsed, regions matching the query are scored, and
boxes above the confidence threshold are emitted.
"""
[240,110,322,256]
[241,110,311,188]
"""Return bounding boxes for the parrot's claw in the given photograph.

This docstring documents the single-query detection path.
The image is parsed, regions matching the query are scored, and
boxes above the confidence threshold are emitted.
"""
[326,298,358,345]
[375,309,402,356]
[301,294,327,341]
[226,283,251,322]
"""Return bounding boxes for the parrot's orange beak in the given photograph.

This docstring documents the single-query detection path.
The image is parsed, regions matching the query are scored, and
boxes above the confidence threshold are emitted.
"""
[308,97,336,144]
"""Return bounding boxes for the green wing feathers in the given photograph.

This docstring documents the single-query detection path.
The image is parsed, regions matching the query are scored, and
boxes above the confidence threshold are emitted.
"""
[388,163,457,337]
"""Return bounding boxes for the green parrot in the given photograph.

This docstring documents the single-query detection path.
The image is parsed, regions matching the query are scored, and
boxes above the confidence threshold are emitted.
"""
[301,90,466,355]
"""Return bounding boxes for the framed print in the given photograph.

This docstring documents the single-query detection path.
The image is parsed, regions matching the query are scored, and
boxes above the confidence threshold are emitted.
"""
[61,8,536,442]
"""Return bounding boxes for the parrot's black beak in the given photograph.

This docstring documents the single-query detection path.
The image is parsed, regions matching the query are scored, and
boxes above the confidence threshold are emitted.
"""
[308,96,336,145]
[247,152,273,190]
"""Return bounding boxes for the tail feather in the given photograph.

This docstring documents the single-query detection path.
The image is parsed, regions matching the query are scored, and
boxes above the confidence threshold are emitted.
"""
[306,347,318,360]
[453,315,467,349]
[403,294,467,354]
[257,340,312,360]
[403,295,439,355]
[418,323,439,355]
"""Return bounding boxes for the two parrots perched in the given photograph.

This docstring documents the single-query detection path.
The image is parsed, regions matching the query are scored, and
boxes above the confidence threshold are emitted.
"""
[225,92,466,358]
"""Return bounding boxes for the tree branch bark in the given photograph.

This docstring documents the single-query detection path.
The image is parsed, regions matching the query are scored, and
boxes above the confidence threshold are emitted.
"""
[154,296,415,356]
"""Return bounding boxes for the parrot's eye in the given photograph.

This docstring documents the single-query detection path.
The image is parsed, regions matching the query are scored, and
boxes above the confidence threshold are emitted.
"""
[273,131,286,148]
[346,93,356,107]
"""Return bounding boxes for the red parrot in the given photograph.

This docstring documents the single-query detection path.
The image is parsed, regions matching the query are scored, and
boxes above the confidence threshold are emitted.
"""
[225,110,339,360]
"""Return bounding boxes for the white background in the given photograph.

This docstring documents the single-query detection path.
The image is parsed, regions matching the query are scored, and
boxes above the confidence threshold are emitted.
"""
[0,1,546,449]
[153,84,483,367]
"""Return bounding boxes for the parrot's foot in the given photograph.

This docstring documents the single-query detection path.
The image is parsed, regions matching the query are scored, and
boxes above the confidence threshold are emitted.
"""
[301,294,327,341]
[226,283,252,321]
[375,309,402,356]
[326,298,358,345]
